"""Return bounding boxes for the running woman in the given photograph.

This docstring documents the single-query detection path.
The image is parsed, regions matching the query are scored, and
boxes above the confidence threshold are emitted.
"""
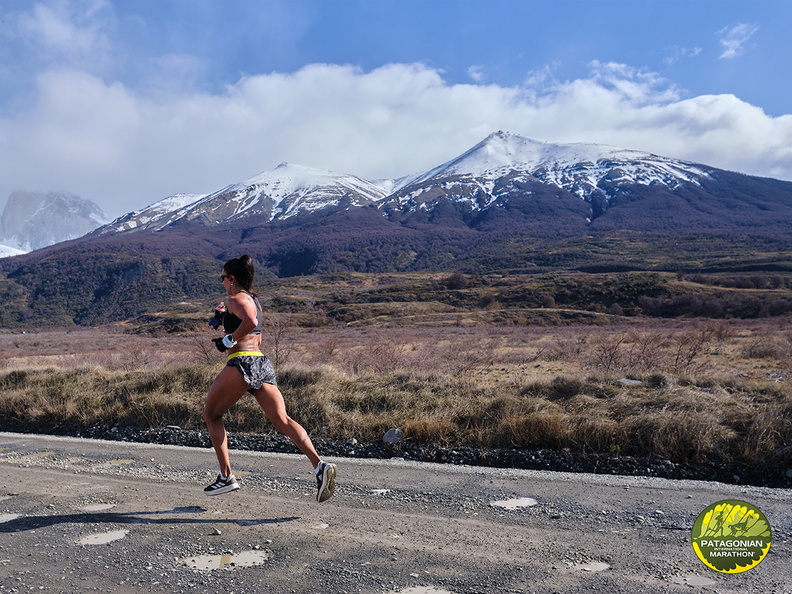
[203,255,336,502]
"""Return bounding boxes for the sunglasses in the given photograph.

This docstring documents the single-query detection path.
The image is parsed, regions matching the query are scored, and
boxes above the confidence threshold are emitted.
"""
[220,274,231,282]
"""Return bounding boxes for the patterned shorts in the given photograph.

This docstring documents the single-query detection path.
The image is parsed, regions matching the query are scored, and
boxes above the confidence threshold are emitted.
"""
[227,352,277,392]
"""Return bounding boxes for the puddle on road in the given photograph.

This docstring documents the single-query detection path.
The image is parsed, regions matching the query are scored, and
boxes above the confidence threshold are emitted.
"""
[490,497,538,509]
[0,513,21,523]
[182,550,269,570]
[108,459,135,466]
[80,504,116,512]
[576,562,611,572]
[671,575,717,586]
[78,529,129,545]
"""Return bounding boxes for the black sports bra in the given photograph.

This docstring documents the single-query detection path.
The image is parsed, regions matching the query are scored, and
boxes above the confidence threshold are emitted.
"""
[223,292,263,335]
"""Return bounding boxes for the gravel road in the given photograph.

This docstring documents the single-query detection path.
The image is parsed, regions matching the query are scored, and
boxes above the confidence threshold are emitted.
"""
[0,432,789,594]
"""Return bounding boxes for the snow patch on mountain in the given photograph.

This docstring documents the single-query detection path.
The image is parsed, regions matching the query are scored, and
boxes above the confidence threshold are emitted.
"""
[0,243,27,258]
[207,162,388,220]
[101,193,206,233]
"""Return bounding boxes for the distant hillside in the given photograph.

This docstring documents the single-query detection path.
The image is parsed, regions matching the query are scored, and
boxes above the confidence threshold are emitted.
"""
[0,191,108,252]
[1,132,791,327]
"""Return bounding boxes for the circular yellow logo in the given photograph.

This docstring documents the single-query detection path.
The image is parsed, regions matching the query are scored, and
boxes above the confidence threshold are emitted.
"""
[691,500,772,573]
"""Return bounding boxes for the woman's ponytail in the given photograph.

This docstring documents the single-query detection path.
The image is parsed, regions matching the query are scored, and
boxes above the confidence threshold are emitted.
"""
[223,254,256,295]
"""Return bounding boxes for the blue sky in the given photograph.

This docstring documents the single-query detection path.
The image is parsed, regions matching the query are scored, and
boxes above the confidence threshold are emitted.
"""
[1,0,791,218]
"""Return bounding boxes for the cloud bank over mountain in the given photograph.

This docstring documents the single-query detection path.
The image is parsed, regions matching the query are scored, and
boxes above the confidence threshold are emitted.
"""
[1,1,791,220]
[4,62,792,220]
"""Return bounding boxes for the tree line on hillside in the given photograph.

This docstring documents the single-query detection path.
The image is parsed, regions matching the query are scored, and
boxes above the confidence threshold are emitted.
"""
[636,293,792,318]
[683,273,790,289]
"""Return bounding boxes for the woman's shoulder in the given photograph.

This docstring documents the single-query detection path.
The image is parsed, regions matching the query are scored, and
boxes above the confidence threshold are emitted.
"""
[228,291,255,308]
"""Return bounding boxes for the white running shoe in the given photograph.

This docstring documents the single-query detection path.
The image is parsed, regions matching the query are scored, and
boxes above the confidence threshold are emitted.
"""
[315,462,336,503]
[204,473,240,496]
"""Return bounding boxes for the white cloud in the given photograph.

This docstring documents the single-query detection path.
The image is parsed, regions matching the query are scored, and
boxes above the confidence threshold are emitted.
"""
[587,61,682,105]
[2,61,792,219]
[18,0,111,62]
[717,23,759,60]
[663,45,702,66]
[467,65,486,83]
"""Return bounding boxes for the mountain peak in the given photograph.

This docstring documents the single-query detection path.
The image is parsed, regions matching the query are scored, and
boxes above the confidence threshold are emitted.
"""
[97,161,390,234]
[397,131,710,196]
[481,129,540,145]
[406,132,602,185]
[457,132,648,173]
[233,162,387,203]
[1,191,108,251]
[272,161,312,173]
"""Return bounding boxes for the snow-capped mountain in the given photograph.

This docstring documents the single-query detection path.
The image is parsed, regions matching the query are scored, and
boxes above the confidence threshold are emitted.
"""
[98,131,728,236]
[410,131,708,189]
[386,131,711,216]
[0,191,108,252]
[98,163,388,234]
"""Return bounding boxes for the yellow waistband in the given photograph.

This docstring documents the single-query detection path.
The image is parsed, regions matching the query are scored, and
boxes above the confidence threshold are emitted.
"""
[227,351,264,361]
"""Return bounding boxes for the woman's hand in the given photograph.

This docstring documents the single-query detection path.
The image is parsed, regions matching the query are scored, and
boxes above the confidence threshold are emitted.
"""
[211,335,237,352]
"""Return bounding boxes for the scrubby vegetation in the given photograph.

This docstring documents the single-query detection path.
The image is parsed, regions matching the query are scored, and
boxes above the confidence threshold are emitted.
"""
[252,269,792,326]
[1,226,791,328]
[1,315,789,485]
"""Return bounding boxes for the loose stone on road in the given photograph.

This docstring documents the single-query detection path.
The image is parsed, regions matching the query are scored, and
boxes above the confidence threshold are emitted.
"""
[0,432,789,593]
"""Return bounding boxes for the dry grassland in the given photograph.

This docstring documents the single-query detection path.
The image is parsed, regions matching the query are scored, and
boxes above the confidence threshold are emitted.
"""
[0,318,790,479]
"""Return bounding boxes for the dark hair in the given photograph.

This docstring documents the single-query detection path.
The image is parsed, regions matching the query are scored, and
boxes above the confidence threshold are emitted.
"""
[223,254,256,295]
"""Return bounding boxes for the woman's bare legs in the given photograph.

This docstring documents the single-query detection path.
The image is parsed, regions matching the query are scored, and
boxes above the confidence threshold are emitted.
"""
[253,383,321,469]
[204,365,321,474]
[203,365,248,477]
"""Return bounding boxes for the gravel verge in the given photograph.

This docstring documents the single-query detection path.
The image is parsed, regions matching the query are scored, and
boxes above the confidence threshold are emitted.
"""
[5,420,789,489]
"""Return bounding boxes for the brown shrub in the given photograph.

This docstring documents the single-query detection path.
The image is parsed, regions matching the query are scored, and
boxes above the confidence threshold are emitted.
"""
[496,410,568,449]
[548,376,584,400]
[621,411,737,463]
[740,401,792,465]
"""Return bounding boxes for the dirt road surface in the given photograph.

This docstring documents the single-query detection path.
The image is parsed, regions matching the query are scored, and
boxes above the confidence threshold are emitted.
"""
[0,432,789,593]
